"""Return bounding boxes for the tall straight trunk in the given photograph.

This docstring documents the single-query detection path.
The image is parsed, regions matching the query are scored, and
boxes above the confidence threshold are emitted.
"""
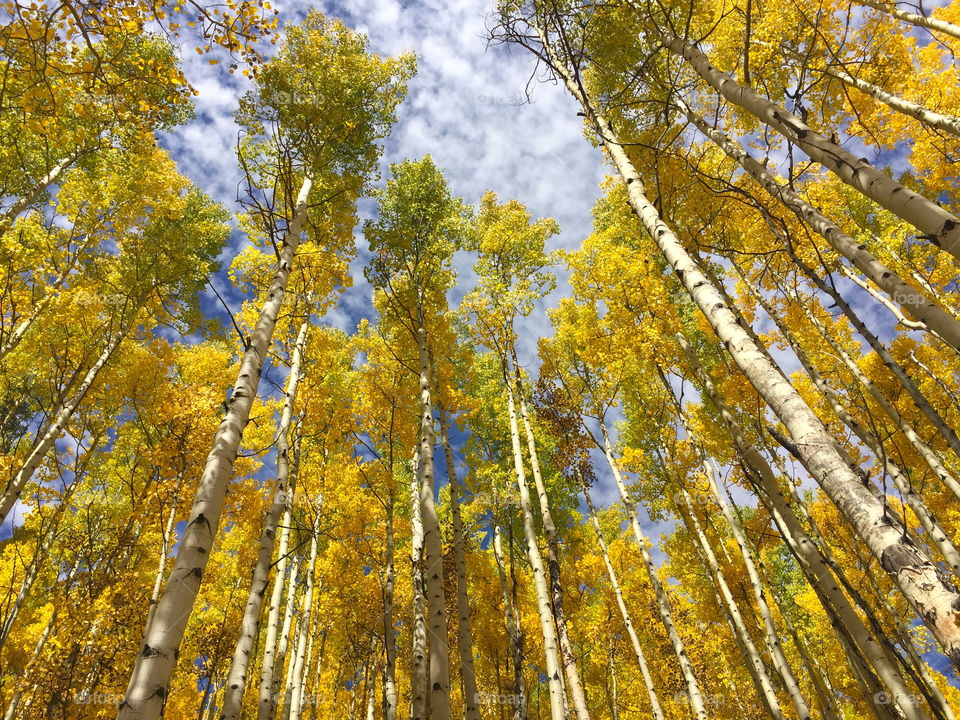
[788,282,960,504]
[675,486,786,720]
[504,376,566,720]
[649,23,960,260]
[382,496,398,720]
[288,515,320,720]
[736,276,960,572]
[679,100,960,352]
[437,406,481,720]
[412,313,452,720]
[118,176,313,720]
[0,328,126,525]
[221,320,309,720]
[680,335,931,720]
[855,0,960,40]
[274,555,302,720]
[823,65,960,137]
[837,264,927,332]
[511,354,591,720]
[699,460,811,720]
[409,452,428,720]
[581,482,664,720]
[794,254,960,460]
[140,471,187,644]
[605,643,620,720]
[597,425,708,720]
[530,27,960,667]
[259,429,305,720]
[493,524,527,720]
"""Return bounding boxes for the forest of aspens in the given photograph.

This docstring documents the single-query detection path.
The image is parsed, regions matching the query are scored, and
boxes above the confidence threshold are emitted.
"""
[6,0,960,719]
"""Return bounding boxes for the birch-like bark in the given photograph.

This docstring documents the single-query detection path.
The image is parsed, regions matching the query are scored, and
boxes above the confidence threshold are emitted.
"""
[2,605,55,720]
[382,495,398,720]
[0,328,126,525]
[822,65,960,137]
[530,27,960,666]
[836,264,928,332]
[140,470,187,645]
[0,153,77,226]
[288,515,320,720]
[221,320,309,720]
[259,429,305,720]
[597,425,708,720]
[409,452,428,720]
[437,406,481,720]
[504,378,566,720]
[274,555,302,718]
[512,356,591,720]
[118,176,313,720]
[652,24,960,259]
[581,482,664,720]
[676,485,786,720]
[794,255,960,460]
[856,0,960,40]
[680,336,930,720]
[412,315,452,720]
[493,524,527,720]
[738,277,960,572]
[699,461,811,720]
[679,100,960,352]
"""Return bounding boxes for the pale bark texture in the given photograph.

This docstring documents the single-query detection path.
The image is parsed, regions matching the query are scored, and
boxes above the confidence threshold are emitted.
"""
[493,524,527,720]
[598,426,708,720]
[413,317,452,720]
[654,25,960,260]
[533,31,960,666]
[505,379,566,720]
[221,320,309,720]
[118,176,313,720]
[680,101,960,352]
[856,0,960,40]
[512,358,591,720]
[409,452,428,720]
[437,407,481,720]
[582,482,664,720]
[288,514,320,720]
[0,328,126,525]
[382,496,398,720]
[258,430,305,720]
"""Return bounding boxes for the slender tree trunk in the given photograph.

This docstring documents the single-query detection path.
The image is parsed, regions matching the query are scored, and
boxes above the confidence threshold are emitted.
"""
[382,496,398,720]
[504,375,566,720]
[531,29,960,667]
[823,65,960,137]
[512,353,591,720]
[2,602,56,720]
[493,524,527,720]
[222,320,309,720]
[409,451,428,720]
[274,554,302,720]
[680,335,931,720]
[581,482,664,720]
[412,313,452,720]
[597,425,708,720]
[289,514,320,720]
[259,429,304,720]
[0,152,77,226]
[437,406,482,720]
[652,25,960,259]
[0,328,126,525]
[855,0,960,41]
[118,176,313,720]
[678,100,960,352]
[699,460,811,720]
[676,485,786,720]
[140,471,187,644]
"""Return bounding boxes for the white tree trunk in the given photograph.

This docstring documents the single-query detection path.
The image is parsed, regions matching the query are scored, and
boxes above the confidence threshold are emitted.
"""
[0,328,126,525]
[856,0,960,40]
[504,378,567,720]
[221,320,309,720]
[118,176,313,720]
[382,497,398,720]
[288,515,320,720]
[493,524,527,720]
[535,32,960,664]
[655,26,960,260]
[597,426,708,720]
[512,359,591,720]
[409,451,428,720]
[581,482,664,720]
